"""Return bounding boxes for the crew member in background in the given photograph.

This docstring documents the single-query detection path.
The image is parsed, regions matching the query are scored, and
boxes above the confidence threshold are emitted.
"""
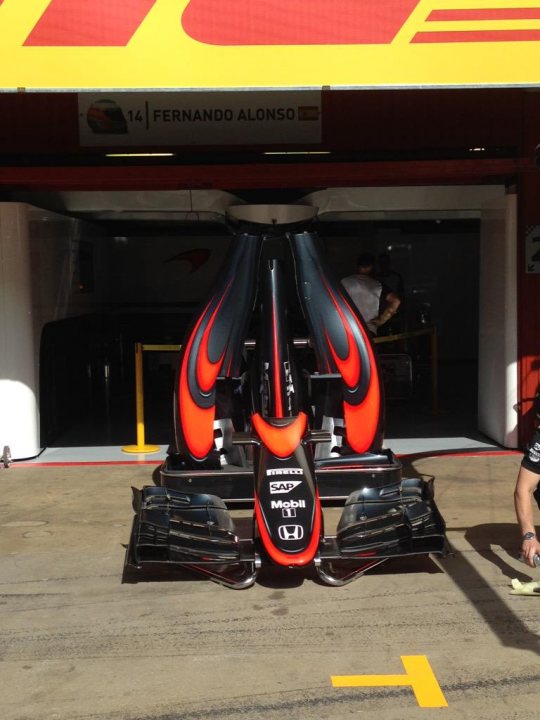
[341,252,401,336]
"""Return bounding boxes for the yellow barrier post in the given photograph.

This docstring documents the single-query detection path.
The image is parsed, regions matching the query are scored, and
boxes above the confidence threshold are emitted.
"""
[122,342,161,454]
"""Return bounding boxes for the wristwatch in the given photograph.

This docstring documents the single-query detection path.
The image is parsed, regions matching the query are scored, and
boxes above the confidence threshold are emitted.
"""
[522,531,537,541]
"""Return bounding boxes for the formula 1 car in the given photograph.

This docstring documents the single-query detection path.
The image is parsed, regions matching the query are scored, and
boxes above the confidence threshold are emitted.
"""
[126,208,447,588]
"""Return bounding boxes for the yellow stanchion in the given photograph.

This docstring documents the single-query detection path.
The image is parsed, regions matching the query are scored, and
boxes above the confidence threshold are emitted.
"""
[122,342,162,454]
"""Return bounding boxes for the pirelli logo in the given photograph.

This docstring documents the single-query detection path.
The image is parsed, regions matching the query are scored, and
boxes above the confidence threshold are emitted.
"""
[17,1,540,47]
[2,0,540,89]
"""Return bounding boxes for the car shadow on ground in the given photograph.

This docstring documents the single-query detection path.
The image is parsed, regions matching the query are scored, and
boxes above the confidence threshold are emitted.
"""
[464,522,532,582]
[436,522,540,656]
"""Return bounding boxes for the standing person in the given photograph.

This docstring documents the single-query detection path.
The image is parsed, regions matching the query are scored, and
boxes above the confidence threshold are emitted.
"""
[341,252,401,336]
[514,428,540,567]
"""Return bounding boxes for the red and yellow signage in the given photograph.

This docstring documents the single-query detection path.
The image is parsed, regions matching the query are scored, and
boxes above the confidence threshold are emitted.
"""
[2,0,540,89]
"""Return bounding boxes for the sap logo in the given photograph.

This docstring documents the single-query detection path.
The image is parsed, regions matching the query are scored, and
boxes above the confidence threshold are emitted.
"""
[271,499,306,510]
[266,468,303,476]
[269,480,302,494]
[278,525,304,541]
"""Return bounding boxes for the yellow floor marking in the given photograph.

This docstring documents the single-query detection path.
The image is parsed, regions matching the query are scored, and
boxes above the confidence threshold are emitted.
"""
[331,654,448,708]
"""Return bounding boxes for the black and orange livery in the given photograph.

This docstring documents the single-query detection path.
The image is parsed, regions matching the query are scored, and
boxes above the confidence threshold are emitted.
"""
[127,224,447,588]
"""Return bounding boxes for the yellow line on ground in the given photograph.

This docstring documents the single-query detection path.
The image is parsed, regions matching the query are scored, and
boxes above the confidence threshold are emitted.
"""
[331,655,448,708]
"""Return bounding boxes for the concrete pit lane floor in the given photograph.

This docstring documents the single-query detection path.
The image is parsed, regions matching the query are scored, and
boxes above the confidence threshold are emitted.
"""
[1,452,539,720]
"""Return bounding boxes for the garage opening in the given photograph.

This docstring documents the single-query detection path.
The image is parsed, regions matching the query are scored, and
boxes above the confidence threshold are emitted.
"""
[0,184,513,459]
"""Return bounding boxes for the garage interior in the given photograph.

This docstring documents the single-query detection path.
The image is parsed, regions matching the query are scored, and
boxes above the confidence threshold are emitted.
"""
[1,184,507,458]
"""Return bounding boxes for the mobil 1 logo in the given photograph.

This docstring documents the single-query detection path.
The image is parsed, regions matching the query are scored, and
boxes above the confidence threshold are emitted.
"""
[271,498,306,518]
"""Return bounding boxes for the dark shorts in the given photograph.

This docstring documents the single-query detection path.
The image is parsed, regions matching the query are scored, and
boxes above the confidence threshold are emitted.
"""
[521,427,540,474]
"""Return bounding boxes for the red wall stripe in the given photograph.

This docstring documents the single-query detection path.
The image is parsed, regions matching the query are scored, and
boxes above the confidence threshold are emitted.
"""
[181,0,420,45]
[428,8,540,21]
[24,0,157,47]
[412,29,540,42]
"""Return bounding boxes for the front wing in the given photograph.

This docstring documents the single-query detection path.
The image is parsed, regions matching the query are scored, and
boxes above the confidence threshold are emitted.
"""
[126,462,447,588]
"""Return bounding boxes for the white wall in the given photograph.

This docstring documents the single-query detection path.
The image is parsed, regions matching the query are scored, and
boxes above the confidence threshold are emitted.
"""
[477,193,518,448]
[0,205,37,459]
[0,203,108,459]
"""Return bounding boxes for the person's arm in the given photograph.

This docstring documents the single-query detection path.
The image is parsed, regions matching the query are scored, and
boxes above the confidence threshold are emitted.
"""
[372,291,401,329]
[514,465,540,566]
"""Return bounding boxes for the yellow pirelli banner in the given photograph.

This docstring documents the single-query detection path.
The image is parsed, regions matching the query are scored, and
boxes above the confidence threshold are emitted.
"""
[1,0,540,90]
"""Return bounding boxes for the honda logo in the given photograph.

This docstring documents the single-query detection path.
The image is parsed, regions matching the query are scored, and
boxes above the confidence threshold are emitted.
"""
[278,524,304,541]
